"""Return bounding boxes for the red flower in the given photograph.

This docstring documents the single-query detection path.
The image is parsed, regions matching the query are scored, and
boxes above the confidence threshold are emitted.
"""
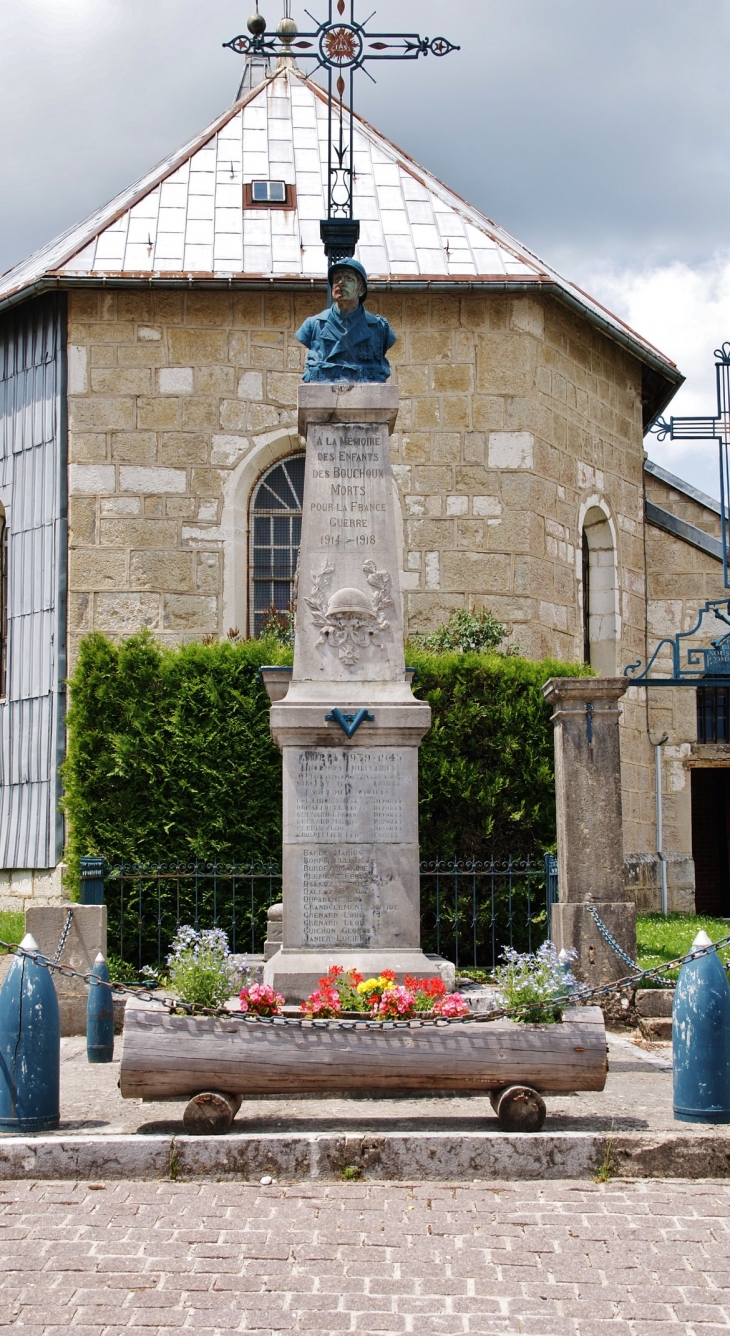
[405,975,447,998]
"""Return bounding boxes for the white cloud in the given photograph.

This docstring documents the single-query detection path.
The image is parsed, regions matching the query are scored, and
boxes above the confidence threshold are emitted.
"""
[583,255,730,500]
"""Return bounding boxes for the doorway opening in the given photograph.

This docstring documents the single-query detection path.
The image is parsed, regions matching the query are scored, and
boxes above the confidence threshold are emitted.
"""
[691,768,730,915]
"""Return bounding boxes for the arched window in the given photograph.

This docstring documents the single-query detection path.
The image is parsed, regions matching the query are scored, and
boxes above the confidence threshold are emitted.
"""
[0,507,6,698]
[249,453,305,636]
[581,504,618,675]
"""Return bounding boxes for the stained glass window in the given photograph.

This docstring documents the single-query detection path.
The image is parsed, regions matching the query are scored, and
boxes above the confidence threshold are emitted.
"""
[249,454,305,637]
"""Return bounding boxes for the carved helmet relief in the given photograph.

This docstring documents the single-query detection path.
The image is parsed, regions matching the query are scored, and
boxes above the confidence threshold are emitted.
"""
[306,559,393,667]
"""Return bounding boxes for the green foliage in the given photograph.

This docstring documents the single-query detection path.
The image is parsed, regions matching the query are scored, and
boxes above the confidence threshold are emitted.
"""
[258,607,295,647]
[0,911,24,952]
[491,942,577,1023]
[637,912,730,983]
[62,630,291,889]
[411,607,510,654]
[106,952,140,985]
[62,632,589,968]
[166,926,243,1008]
[409,647,590,861]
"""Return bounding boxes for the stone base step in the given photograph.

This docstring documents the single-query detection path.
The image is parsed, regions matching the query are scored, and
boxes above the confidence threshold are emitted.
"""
[0,1128,728,1182]
[639,1018,673,1042]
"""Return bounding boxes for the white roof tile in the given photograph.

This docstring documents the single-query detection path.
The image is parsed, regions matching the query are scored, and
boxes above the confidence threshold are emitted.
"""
[0,66,680,388]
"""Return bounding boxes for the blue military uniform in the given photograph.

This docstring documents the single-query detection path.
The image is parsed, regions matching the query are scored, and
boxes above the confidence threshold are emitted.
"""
[295,259,396,383]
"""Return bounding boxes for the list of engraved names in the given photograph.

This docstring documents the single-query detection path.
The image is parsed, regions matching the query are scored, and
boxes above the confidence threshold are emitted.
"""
[301,848,391,948]
[295,749,403,843]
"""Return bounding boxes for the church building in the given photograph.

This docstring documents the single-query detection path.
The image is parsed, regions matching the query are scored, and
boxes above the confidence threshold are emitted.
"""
[0,57,725,916]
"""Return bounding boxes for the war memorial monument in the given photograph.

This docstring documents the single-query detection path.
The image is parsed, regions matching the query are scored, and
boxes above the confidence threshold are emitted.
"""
[263,258,439,998]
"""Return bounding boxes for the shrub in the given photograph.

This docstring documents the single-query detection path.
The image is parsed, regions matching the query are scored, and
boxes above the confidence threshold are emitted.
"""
[491,942,578,1023]
[408,647,591,862]
[411,607,510,654]
[61,630,291,888]
[166,926,244,1008]
[62,631,589,959]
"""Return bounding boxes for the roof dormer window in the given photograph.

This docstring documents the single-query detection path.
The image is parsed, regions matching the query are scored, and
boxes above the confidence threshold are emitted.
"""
[252,180,286,203]
[244,180,297,210]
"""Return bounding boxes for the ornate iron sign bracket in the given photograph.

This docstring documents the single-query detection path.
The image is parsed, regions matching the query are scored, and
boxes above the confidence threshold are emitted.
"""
[624,596,730,686]
[225,1,459,262]
[632,343,730,684]
[649,341,730,588]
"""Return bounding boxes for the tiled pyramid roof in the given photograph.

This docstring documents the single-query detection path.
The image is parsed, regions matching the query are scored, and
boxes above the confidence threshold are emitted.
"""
[0,65,681,418]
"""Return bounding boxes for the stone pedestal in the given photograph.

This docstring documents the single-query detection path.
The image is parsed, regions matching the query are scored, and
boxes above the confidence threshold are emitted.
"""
[542,677,637,984]
[25,904,107,1036]
[263,383,436,1001]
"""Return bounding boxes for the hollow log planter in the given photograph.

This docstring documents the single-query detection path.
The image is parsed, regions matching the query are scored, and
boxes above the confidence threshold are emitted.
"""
[120,999,607,1133]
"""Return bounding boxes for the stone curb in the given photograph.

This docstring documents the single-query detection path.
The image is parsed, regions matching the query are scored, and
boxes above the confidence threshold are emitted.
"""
[0,1130,728,1181]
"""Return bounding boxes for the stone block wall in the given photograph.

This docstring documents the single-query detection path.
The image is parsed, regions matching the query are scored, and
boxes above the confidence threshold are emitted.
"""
[64,282,672,900]
[66,287,647,671]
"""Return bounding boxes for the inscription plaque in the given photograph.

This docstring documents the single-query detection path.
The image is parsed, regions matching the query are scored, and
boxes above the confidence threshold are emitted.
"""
[301,846,399,948]
[294,748,404,843]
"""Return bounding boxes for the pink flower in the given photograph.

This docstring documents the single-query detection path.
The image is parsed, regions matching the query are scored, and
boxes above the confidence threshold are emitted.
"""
[432,992,470,1019]
[301,984,342,1019]
[370,985,416,1020]
[239,982,285,1016]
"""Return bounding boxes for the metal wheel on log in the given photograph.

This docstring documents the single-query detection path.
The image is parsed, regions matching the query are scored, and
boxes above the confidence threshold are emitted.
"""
[490,1085,546,1132]
[182,1091,242,1136]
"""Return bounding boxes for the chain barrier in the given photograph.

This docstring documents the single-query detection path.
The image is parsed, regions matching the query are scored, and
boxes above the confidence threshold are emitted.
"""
[2,931,730,1030]
[587,905,675,987]
[52,909,74,966]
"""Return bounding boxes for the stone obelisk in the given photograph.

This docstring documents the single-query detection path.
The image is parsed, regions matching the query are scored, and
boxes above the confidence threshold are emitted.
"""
[263,381,436,1000]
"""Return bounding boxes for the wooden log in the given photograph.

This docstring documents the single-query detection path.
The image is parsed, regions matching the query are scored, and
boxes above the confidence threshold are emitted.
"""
[119,998,607,1101]
[182,1091,242,1136]
[490,1085,546,1132]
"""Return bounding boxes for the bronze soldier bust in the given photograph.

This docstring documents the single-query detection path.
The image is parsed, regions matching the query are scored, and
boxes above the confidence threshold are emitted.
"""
[295,259,396,383]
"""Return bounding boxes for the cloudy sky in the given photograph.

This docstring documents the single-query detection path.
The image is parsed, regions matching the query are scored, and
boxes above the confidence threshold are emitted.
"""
[2,0,729,496]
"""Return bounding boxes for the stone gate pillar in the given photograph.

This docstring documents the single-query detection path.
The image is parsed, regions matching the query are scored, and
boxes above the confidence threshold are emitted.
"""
[541,677,636,984]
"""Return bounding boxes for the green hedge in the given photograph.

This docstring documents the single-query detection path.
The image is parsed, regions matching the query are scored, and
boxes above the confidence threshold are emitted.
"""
[62,631,589,894]
[409,647,590,861]
[61,631,291,889]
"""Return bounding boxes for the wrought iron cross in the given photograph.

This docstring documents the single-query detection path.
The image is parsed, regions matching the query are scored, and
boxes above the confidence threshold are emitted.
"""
[649,342,730,587]
[225,1,459,263]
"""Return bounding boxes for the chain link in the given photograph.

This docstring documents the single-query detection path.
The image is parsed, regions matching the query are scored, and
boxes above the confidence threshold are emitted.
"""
[588,905,682,988]
[2,931,729,1029]
[52,908,74,965]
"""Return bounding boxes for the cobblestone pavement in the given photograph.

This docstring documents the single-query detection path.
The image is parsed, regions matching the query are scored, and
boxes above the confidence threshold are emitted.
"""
[1,1178,729,1334]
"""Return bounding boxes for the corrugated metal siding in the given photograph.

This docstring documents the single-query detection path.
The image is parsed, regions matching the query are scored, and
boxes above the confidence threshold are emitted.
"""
[0,295,66,868]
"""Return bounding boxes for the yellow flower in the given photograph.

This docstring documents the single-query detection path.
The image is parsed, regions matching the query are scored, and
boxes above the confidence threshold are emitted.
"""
[357,978,380,994]
[377,975,395,990]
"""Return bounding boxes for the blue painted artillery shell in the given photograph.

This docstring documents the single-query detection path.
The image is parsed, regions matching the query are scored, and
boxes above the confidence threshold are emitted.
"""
[87,957,114,1063]
[673,944,730,1123]
[0,948,60,1132]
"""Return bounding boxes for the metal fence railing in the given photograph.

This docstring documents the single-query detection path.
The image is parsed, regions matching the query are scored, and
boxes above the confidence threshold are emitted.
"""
[97,853,557,972]
[420,856,555,970]
[103,861,283,970]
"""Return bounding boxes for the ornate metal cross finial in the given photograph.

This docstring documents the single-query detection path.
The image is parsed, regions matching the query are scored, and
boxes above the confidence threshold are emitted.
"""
[648,341,730,588]
[225,1,459,263]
